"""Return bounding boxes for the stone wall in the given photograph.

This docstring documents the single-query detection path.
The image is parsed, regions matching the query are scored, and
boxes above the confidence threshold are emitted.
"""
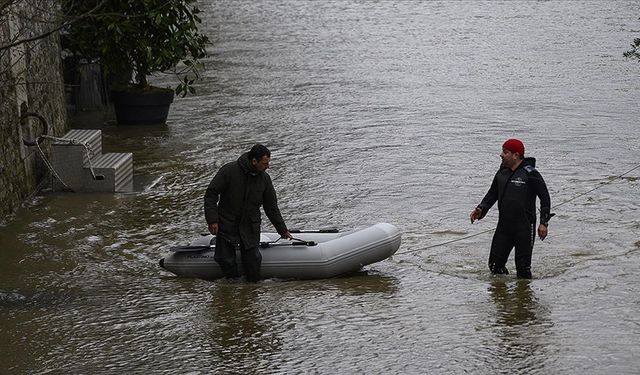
[0,0,68,221]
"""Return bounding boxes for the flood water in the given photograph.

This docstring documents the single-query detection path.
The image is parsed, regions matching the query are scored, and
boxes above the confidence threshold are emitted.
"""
[2,1,640,373]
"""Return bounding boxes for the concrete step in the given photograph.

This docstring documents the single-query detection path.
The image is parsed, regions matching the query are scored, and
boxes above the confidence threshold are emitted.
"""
[53,128,102,164]
[51,129,134,193]
[90,153,134,192]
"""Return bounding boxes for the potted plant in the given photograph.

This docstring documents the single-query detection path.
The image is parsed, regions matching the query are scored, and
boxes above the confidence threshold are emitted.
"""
[62,0,209,124]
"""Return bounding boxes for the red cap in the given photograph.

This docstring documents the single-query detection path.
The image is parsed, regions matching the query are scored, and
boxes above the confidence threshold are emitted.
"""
[502,138,524,155]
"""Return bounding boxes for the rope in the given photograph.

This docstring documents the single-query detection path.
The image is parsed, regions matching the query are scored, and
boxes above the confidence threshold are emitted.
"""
[396,162,640,255]
[550,163,640,210]
[397,228,495,255]
[35,140,73,191]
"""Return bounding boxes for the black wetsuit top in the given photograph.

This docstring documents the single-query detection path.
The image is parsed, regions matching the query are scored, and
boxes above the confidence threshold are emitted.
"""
[477,157,551,226]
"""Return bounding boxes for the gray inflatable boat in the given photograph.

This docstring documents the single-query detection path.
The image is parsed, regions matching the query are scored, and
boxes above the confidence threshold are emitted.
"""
[159,222,402,280]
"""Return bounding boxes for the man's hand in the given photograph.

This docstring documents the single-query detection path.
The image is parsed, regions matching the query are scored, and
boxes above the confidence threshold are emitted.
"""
[281,230,293,240]
[470,207,482,224]
[208,223,218,235]
[538,224,548,240]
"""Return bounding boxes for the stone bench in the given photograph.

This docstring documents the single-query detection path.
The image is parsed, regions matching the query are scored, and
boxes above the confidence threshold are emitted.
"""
[51,129,134,192]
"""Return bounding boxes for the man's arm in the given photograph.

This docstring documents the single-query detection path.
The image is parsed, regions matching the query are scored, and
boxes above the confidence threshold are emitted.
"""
[529,170,552,240]
[471,175,499,223]
[204,169,227,233]
[529,170,551,224]
[262,176,291,239]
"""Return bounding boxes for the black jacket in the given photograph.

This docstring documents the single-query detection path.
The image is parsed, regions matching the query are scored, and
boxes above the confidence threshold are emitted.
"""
[204,152,288,248]
[477,157,551,226]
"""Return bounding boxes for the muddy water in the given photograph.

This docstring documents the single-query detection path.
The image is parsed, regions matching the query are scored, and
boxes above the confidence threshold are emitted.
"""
[1,1,639,373]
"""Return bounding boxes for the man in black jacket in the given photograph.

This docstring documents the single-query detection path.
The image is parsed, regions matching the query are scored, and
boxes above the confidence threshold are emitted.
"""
[204,144,292,282]
[470,139,552,279]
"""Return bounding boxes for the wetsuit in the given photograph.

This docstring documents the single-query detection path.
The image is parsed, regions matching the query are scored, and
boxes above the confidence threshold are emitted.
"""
[476,157,551,279]
[204,152,288,282]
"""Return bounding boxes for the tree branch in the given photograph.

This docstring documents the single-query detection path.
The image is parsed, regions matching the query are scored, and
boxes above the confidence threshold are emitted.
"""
[0,0,108,51]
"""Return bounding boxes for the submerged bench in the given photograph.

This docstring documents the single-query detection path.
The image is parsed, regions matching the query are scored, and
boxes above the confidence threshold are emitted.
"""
[51,129,134,192]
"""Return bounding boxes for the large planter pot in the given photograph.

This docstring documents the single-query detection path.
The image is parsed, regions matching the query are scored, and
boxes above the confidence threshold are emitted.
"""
[111,88,174,125]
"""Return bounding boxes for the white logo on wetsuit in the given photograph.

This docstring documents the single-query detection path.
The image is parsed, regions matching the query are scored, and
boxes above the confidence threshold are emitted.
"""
[510,177,526,186]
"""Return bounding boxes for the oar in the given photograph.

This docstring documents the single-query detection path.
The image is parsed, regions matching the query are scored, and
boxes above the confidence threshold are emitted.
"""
[289,228,338,233]
[259,237,317,248]
[171,239,317,252]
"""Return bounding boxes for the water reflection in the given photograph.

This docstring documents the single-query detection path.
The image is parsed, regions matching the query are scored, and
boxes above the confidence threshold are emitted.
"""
[484,279,553,373]
[2,0,638,372]
[303,272,400,296]
[200,273,398,372]
[489,279,538,326]
[206,283,281,373]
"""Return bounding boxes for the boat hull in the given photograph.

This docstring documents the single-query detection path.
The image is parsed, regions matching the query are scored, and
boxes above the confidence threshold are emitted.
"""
[160,223,402,280]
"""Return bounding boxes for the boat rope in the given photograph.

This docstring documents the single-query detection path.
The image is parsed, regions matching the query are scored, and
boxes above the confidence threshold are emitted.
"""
[397,162,640,255]
[550,163,640,210]
[35,138,74,191]
[397,228,495,255]
[21,112,101,190]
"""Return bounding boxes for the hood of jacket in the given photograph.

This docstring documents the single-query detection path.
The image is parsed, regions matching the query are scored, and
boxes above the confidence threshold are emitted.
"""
[237,152,260,176]
[521,157,536,169]
[498,156,536,172]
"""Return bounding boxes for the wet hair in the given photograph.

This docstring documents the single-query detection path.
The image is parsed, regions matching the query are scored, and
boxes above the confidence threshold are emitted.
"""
[248,144,271,161]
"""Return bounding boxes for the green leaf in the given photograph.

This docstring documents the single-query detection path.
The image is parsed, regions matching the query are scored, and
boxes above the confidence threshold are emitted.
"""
[61,0,209,97]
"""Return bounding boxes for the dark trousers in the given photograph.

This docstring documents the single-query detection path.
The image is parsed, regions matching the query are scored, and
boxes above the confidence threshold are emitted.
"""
[214,235,262,282]
[488,222,535,279]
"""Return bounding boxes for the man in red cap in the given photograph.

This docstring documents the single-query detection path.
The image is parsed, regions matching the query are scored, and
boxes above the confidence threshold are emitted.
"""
[469,138,552,279]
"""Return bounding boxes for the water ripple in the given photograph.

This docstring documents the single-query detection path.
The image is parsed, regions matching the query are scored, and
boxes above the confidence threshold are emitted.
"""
[2,1,640,373]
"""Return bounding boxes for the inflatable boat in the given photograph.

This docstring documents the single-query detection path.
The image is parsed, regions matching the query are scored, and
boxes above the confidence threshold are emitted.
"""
[159,222,401,280]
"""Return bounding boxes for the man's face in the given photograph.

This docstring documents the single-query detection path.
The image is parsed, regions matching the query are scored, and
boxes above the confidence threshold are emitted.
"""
[500,148,519,168]
[252,155,270,172]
